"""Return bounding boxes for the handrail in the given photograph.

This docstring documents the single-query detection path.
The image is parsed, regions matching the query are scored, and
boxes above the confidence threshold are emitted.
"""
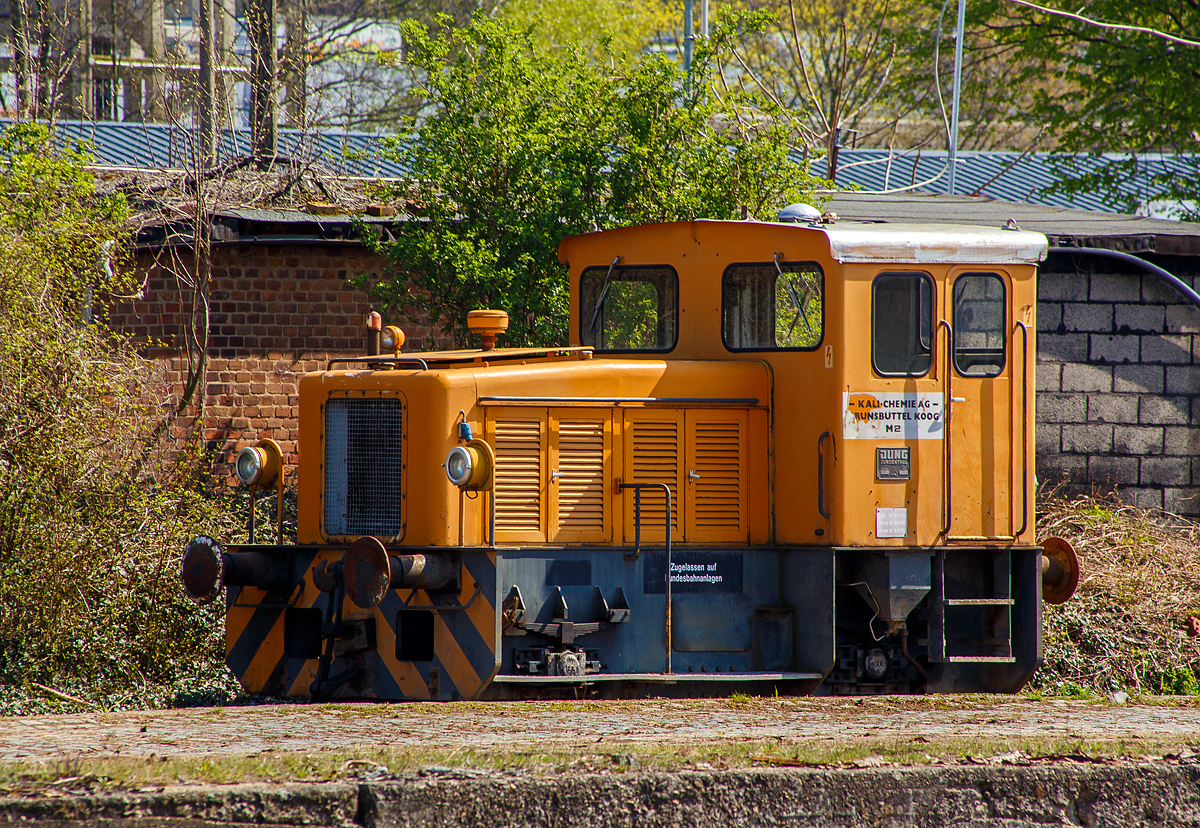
[817,431,832,520]
[1014,321,1030,539]
[326,356,429,371]
[618,481,673,675]
[938,319,954,536]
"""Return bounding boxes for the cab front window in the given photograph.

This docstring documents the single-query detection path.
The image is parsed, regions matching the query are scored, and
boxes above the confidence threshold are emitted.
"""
[579,265,678,352]
[722,261,824,351]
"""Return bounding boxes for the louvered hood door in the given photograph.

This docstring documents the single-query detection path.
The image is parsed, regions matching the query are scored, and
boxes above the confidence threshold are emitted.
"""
[685,410,748,543]
[623,409,749,544]
[488,408,613,544]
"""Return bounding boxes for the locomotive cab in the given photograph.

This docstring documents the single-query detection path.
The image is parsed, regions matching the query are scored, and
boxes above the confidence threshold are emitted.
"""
[181,215,1076,700]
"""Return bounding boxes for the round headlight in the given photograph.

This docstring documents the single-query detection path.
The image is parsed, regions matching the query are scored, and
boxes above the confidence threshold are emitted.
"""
[446,446,473,486]
[236,446,264,485]
[381,325,405,353]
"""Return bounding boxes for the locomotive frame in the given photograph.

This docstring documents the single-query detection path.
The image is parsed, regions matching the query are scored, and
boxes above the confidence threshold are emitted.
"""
[181,214,1078,699]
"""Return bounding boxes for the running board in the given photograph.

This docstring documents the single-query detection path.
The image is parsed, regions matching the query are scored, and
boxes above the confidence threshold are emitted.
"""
[493,672,824,684]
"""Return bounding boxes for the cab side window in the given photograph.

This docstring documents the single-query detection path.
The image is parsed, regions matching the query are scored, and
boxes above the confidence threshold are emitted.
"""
[722,261,824,350]
[579,265,678,351]
[872,272,934,376]
[953,273,1006,377]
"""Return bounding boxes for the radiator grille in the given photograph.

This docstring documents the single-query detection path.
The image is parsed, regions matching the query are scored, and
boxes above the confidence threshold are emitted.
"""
[324,398,404,537]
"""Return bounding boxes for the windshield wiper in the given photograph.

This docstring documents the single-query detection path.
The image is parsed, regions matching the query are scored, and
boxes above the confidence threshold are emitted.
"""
[589,256,623,333]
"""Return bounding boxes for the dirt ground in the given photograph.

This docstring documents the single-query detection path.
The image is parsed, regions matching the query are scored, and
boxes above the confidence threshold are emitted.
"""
[4,695,1199,772]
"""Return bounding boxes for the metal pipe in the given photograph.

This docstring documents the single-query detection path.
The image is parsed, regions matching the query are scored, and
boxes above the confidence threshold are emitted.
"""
[683,0,694,80]
[1050,246,1200,311]
[947,0,967,195]
[900,627,929,692]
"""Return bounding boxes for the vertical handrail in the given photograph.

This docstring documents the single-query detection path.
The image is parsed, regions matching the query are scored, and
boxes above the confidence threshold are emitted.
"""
[1014,321,1030,539]
[817,431,832,519]
[938,319,954,536]
[619,482,673,674]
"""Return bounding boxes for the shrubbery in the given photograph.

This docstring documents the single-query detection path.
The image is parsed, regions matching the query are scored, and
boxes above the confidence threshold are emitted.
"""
[0,124,238,712]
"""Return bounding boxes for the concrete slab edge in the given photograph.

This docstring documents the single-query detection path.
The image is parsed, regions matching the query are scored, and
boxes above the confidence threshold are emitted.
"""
[4,764,1199,827]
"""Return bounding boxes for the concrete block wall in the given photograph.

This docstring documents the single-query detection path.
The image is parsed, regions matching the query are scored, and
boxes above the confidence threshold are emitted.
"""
[1036,252,1200,515]
[106,243,450,481]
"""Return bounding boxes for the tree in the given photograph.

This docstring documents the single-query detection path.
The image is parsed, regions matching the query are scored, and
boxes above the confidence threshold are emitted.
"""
[947,0,1200,217]
[362,14,825,348]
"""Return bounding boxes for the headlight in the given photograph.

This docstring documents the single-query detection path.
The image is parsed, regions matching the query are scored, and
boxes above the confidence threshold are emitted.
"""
[381,325,405,354]
[445,446,473,486]
[236,446,264,485]
[235,439,283,487]
[445,440,493,490]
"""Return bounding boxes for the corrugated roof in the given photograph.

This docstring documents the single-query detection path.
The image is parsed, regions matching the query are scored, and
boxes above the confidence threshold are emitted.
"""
[812,149,1197,216]
[0,118,410,178]
[823,192,1200,256]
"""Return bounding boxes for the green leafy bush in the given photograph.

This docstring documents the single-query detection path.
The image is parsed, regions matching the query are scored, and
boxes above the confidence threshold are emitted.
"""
[0,124,239,713]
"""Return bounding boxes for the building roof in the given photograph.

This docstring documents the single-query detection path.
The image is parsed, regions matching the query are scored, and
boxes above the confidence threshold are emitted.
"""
[813,149,1197,218]
[4,118,409,179]
[824,192,1200,257]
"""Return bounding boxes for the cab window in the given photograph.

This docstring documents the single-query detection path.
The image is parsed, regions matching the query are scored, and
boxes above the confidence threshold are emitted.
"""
[722,261,824,350]
[872,272,934,376]
[579,265,678,351]
[953,273,1006,377]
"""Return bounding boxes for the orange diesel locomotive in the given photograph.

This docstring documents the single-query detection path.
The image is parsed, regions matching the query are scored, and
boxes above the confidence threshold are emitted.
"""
[181,211,1079,699]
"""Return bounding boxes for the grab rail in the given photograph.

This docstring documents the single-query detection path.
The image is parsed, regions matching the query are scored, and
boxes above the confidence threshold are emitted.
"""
[938,319,954,536]
[1014,321,1030,539]
[817,431,832,520]
[618,482,673,675]
[326,357,429,371]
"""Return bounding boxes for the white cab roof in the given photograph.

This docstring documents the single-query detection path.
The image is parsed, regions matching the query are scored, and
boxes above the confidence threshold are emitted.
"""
[814,223,1049,264]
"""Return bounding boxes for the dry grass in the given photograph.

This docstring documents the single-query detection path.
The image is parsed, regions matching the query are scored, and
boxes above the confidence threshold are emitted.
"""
[1031,491,1200,696]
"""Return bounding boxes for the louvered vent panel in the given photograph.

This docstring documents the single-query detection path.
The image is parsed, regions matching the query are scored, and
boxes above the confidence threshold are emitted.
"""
[693,420,741,529]
[556,420,606,532]
[494,420,543,532]
[629,419,679,528]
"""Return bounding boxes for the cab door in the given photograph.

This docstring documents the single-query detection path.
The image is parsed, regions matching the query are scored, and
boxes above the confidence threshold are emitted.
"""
[944,271,1013,540]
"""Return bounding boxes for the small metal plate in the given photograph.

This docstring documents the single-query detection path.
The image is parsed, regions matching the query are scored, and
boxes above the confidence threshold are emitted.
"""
[876,447,911,480]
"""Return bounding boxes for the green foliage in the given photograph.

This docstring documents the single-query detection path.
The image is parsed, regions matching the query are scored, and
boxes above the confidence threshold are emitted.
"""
[498,0,674,67]
[0,124,240,712]
[364,15,825,348]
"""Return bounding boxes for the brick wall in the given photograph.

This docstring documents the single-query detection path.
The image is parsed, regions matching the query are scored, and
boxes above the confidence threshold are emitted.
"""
[1036,251,1200,515]
[107,242,450,481]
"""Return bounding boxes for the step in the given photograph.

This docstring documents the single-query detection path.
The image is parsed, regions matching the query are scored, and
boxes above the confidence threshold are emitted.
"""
[943,598,1014,606]
[946,656,1016,663]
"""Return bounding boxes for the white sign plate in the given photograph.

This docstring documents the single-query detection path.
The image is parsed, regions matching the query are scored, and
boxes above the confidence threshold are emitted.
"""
[843,392,945,440]
[876,508,908,539]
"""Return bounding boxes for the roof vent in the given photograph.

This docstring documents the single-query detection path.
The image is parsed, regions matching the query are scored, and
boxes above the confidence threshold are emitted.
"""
[777,203,822,224]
